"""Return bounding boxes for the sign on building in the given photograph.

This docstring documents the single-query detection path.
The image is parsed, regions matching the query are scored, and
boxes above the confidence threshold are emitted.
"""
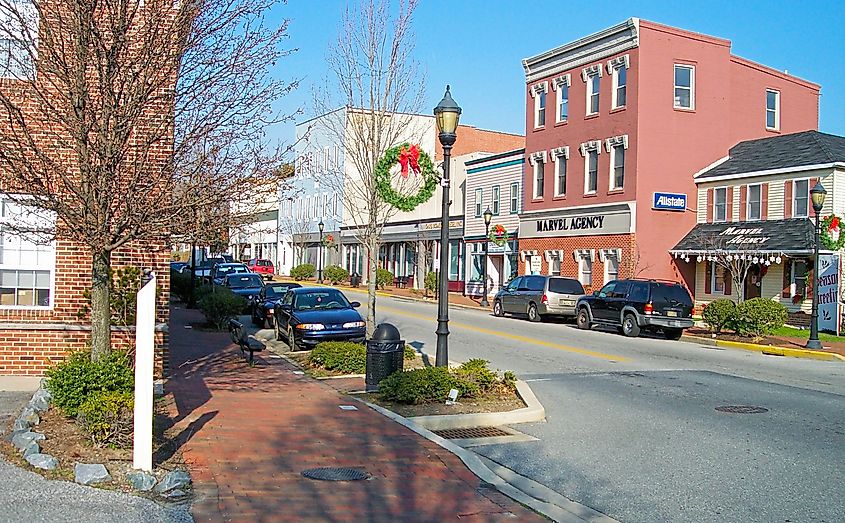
[652,192,687,211]
[817,254,839,335]
[529,256,541,275]
[519,207,632,239]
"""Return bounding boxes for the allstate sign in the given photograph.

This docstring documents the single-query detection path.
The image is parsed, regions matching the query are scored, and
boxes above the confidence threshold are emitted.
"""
[653,192,687,212]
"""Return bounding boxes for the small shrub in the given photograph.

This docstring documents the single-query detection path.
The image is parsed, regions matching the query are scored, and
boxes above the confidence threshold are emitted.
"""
[376,268,394,289]
[198,288,246,330]
[702,299,737,333]
[404,345,416,360]
[424,271,438,296]
[378,367,478,405]
[308,342,366,374]
[291,263,315,281]
[502,371,517,391]
[77,391,134,447]
[45,351,134,417]
[323,265,349,285]
[453,359,498,393]
[735,298,788,339]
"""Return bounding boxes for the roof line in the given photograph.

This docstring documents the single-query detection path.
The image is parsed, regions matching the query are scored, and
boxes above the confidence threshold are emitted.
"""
[696,162,845,184]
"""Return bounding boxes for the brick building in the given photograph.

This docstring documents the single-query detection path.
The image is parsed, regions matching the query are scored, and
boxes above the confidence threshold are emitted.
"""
[518,18,820,293]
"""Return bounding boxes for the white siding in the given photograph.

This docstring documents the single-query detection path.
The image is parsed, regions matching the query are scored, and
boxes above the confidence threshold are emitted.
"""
[464,157,523,238]
[832,168,845,217]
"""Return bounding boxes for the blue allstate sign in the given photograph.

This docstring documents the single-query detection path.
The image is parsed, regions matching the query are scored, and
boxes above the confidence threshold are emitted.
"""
[653,192,687,211]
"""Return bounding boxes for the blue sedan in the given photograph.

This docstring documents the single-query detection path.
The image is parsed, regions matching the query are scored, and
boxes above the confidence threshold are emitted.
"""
[273,287,366,351]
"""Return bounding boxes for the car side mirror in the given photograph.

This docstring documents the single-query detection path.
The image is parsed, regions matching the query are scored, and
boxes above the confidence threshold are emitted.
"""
[350,301,361,308]
[592,290,599,296]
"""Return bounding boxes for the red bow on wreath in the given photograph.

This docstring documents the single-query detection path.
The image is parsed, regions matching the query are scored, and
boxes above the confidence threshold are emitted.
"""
[829,216,839,230]
[494,224,505,236]
[398,144,421,178]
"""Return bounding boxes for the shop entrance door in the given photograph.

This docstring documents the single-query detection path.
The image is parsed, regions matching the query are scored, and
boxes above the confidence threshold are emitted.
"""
[744,265,762,300]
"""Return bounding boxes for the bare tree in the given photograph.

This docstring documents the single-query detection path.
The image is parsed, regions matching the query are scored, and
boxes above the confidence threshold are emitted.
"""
[311,0,426,335]
[0,0,296,358]
[693,233,761,302]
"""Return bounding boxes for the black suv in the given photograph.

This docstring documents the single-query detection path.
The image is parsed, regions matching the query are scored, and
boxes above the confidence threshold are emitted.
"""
[575,279,694,340]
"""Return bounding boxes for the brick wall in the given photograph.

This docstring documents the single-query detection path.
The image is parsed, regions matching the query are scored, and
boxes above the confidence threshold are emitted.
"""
[435,125,523,161]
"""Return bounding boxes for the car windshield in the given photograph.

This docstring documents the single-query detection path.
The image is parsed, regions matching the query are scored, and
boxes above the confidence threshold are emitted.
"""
[227,275,263,288]
[294,290,351,310]
[548,278,584,295]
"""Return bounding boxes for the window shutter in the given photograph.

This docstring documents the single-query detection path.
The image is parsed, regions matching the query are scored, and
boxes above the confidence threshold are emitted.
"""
[726,187,734,221]
[739,186,747,221]
[761,183,769,219]
[705,262,712,294]
[782,261,791,298]
[724,269,732,296]
[706,188,713,222]
[784,180,792,218]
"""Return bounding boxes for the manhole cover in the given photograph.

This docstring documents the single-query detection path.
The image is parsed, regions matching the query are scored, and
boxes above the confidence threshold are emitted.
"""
[715,405,769,414]
[433,427,511,439]
[301,467,369,481]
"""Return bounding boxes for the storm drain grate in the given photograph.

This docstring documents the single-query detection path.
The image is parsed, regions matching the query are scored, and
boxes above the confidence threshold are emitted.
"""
[433,427,511,439]
[301,467,370,481]
[715,405,769,414]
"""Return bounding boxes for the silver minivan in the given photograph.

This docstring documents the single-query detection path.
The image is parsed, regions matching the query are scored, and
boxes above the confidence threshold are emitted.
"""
[492,275,585,322]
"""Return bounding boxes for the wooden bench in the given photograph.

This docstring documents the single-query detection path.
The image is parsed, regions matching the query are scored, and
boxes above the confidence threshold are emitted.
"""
[393,276,409,289]
[228,319,266,365]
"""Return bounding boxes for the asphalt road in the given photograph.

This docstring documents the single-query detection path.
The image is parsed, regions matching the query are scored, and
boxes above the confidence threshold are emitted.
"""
[346,289,845,523]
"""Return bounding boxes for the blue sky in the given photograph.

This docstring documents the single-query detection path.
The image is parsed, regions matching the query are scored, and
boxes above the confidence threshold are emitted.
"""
[268,0,845,146]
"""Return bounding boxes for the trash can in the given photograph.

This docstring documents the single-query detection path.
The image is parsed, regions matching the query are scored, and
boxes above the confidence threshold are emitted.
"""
[365,323,404,392]
[350,273,361,288]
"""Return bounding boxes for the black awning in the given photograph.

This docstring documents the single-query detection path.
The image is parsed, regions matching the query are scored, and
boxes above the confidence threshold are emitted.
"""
[671,218,815,254]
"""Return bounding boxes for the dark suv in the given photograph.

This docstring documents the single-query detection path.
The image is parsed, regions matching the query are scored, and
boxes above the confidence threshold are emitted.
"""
[575,279,694,340]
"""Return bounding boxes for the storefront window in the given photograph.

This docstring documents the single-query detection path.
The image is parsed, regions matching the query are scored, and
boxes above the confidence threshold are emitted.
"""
[712,263,726,294]
[470,244,483,282]
[449,240,460,280]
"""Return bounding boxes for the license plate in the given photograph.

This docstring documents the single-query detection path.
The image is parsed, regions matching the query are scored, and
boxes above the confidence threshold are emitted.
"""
[559,299,574,306]
[667,311,678,317]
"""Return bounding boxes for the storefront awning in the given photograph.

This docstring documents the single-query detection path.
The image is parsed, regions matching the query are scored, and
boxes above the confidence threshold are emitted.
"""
[671,218,816,256]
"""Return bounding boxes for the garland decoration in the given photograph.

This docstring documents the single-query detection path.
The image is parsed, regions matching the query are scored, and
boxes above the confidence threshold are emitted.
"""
[489,224,509,247]
[375,143,437,212]
[820,214,845,250]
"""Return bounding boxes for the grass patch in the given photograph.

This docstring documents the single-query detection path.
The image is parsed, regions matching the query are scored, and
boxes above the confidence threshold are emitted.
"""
[772,325,845,343]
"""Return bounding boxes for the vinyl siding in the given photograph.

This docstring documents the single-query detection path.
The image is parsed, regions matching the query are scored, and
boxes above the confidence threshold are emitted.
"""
[464,158,523,238]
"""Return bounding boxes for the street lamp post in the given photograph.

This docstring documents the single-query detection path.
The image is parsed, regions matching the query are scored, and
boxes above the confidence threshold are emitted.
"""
[433,85,461,368]
[481,207,493,307]
[807,181,827,350]
[318,219,325,284]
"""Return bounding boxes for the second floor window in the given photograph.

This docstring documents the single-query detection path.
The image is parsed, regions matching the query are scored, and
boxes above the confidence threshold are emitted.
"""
[510,183,519,214]
[558,84,569,122]
[793,179,809,218]
[766,89,780,130]
[674,64,695,109]
[585,150,598,194]
[611,145,625,190]
[714,187,727,222]
[492,185,500,215]
[612,66,627,109]
[747,184,762,220]
[533,158,545,199]
[474,188,482,217]
[535,90,546,128]
[555,157,567,197]
[587,75,600,115]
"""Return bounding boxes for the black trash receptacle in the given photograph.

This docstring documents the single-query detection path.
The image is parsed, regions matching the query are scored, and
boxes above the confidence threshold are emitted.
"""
[366,323,404,392]
[350,273,361,288]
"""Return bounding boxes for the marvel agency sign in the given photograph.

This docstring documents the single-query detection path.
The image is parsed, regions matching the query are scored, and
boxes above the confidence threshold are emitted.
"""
[519,209,632,239]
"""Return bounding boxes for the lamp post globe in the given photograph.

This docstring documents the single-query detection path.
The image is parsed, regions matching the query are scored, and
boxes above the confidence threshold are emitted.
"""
[807,181,826,350]
[481,207,493,307]
[318,219,325,284]
[433,85,461,368]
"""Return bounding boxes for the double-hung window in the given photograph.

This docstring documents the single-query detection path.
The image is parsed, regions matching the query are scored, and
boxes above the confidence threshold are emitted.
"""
[474,188,482,217]
[553,75,570,123]
[585,149,598,194]
[714,187,727,222]
[533,157,545,199]
[577,252,592,286]
[549,254,561,276]
[609,56,629,109]
[747,184,762,220]
[611,145,625,190]
[587,74,600,115]
[492,185,500,215]
[793,179,809,218]
[510,183,519,214]
[0,0,37,80]
[604,255,619,283]
[555,157,567,197]
[0,197,55,308]
[766,89,780,130]
[532,83,547,128]
[674,64,695,109]
[711,262,727,294]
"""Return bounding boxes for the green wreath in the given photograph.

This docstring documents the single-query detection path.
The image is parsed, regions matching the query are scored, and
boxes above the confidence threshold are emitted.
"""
[820,214,845,250]
[375,143,437,212]
[489,224,509,247]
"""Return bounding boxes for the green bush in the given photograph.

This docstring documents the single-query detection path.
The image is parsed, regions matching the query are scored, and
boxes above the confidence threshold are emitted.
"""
[404,345,416,360]
[324,265,349,285]
[376,268,394,289]
[291,263,315,281]
[378,367,478,405]
[45,351,134,417]
[702,299,737,333]
[453,359,499,393]
[735,298,788,339]
[77,391,134,447]
[198,288,246,330]
[424,271,438,295]
[308,342,366,374]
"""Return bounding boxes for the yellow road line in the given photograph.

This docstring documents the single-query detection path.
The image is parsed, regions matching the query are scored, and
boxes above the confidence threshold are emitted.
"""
[378,304,629,362]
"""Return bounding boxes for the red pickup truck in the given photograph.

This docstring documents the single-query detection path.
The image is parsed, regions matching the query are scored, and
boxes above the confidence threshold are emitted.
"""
[247,258,275,279]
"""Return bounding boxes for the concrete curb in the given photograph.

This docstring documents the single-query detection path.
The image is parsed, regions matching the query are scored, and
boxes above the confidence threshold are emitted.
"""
[682,334,845,362]
[408,380,546,430]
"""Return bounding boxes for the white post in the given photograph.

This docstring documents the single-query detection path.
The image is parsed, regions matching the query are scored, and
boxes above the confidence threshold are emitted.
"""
[133,274,156,472]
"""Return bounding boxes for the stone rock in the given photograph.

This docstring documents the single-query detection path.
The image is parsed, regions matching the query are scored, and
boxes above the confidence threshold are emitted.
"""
[13,418,32,432]
[29,390,51,413]
[160,489,188,499]
[74,463,111,485]
[154,470,191,493]
[19,407,39,426]
[26,453,58,471]
[126,470,157,492]
[12,431,45,450]
[22,441,41,457]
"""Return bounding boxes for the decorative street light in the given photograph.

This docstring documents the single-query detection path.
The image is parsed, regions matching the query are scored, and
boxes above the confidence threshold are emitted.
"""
[481,207,493,307]
[807,181,827,350]
[318,219,325,284]
[433,85,461,368]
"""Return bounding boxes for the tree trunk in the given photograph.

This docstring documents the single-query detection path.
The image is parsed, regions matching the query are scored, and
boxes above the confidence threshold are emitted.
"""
[366,237,378,338]
[90,249,112,361]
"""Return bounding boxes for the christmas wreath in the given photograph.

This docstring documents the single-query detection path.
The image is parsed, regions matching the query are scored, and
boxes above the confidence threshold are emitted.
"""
[321,234,337,249]
[820,214,845,250]
[375,143,437,212]
[489,224,509,247]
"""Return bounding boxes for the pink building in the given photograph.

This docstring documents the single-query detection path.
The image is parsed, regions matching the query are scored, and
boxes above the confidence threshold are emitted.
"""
[517,18,820,293]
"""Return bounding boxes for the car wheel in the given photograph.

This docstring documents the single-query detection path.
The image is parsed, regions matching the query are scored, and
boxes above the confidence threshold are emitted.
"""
[287,327,297,351]
[622,313,641,338]
[527,303,541,322]
[493,300,504,317]
[576,308,591,330]
[664,328,683,341]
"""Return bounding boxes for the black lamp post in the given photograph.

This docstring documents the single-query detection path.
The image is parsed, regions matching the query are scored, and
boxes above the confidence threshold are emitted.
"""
[318,219,325,284]
[806,181,827,350]
[481,207,493,307]
[433,85,461,368]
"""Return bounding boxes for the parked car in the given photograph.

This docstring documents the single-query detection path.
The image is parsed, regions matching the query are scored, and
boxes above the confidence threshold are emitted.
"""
[492,275,585,322]
[273,287,365,350]
[575,279,694,340]
[250,282,302,328]
[212,263,250,285]
[247,258,275,280]
[222,273,265,310]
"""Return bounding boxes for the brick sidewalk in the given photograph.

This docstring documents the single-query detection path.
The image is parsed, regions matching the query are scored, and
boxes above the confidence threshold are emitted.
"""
[165,306,542,522]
